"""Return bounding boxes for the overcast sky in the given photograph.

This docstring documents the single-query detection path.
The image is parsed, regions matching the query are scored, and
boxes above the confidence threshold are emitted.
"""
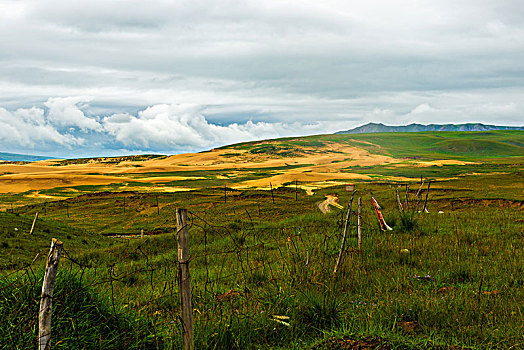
[1,0,523,157]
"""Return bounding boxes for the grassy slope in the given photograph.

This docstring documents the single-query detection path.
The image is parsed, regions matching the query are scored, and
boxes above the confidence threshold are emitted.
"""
[1,131,523,349]
[2,173,523,349]
[293,130,524,160]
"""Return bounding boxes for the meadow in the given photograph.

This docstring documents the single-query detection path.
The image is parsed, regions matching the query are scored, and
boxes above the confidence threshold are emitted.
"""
[0,131,523,349]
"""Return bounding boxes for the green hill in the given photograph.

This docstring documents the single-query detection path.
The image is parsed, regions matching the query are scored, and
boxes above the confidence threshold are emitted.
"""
[227,130,524,160]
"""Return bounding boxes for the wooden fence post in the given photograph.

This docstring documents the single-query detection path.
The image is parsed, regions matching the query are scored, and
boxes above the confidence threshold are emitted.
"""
[224,185,227,204]
[370,191,393,231]
[270,182,275,204]
[176,209,194,350]
[156,195,160,215]
[357,197,362,250]
[30,212,39,235]
[38,238,63,350]
[334,191,356,275]
[295,180,298,201]
[422,181,431,213]
[395,187,403,213]
[416,176,424,212]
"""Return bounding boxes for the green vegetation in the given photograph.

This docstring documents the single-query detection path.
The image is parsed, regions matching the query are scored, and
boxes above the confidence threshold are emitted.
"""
[0,131,523,349]
[228,130,524,161]
[334,130,524,160]
[1,169,523,349]
[48,154,167,166]
[1,272,160,349]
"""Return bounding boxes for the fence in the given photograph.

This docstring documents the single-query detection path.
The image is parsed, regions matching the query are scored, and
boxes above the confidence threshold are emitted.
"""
[0,180,435,349]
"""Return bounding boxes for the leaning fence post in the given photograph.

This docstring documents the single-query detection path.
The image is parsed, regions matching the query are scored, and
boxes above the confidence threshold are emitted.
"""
[395,187,403,213]
[176,209,194,350]
[38,238,63,350]
[334,191,356,276]
[422,181,431,213]
[30,212,39,235]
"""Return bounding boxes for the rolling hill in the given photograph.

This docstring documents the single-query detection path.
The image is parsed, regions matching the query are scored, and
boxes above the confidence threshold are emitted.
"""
[0,130,522,204]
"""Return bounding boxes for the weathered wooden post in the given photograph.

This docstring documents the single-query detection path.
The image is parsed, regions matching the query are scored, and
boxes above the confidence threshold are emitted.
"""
[176,209,194,350]
[370,191,393,231]
[416,176,424,212]
[29,212,39,235]
[270,182,275,204]
[422,181,431,213]
[66,202,69,218]
[123,196,126,214]
[224,185,227,204]
[395,187,403,213]
[295,180,298,201]
[334,191,356,275]
[357,197,362,250]
[156,195,160,215]
[38,238,63,350]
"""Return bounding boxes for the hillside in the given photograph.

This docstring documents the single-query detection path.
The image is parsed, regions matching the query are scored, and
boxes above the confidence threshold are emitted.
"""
[0,130,522,206]
[336,122,524,134]
[0,130,523,349]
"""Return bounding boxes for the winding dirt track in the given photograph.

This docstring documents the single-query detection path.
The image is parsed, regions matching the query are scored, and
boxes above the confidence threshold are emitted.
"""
[318,194,344,213]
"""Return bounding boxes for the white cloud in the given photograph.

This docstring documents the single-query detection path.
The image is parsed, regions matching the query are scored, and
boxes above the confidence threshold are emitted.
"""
[0,106,81,150]
[44,97,102,131]
[102,103,323,151]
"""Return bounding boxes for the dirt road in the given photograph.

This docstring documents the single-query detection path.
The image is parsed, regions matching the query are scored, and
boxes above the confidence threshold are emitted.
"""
[318,194,344,213]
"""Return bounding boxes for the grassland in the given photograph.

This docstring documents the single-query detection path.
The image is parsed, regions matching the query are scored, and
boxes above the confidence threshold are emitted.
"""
[0,131,523,349]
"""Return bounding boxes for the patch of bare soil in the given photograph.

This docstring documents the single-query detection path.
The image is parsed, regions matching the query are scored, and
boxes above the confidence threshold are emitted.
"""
[312,336,391,349]
[312,336,471,350]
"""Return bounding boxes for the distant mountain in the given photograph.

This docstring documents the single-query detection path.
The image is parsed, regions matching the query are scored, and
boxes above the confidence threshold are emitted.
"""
[336,123,524,134]
[0,152,51,162]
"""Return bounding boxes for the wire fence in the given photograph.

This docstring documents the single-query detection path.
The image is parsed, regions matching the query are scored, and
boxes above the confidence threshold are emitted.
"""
[1,185,427,349]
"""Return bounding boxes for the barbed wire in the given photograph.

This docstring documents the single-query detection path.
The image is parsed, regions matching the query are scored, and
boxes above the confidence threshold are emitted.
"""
[1,188,426,349]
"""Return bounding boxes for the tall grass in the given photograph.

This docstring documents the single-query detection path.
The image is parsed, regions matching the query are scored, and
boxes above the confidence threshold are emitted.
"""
[0,172,523,349]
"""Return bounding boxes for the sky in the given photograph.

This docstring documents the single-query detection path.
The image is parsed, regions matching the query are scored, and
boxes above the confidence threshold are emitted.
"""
[0,0,523,158]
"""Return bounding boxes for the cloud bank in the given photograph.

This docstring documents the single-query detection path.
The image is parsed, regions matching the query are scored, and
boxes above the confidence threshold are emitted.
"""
[0,97,335,157]
[1,93,521,158]
[0,1,523,156]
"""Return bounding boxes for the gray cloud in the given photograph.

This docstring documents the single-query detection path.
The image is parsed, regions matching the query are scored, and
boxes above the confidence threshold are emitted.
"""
[0,0,523,156]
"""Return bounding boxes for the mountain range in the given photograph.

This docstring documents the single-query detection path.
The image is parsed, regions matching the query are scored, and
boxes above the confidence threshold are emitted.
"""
[336,123,524,134]
[0,152,50,162]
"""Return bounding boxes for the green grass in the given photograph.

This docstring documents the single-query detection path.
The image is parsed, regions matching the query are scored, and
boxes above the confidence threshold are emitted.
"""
[227,130,524,161]
[0,130,523,349]
[1,172,522,348]
[0,270,161,349]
